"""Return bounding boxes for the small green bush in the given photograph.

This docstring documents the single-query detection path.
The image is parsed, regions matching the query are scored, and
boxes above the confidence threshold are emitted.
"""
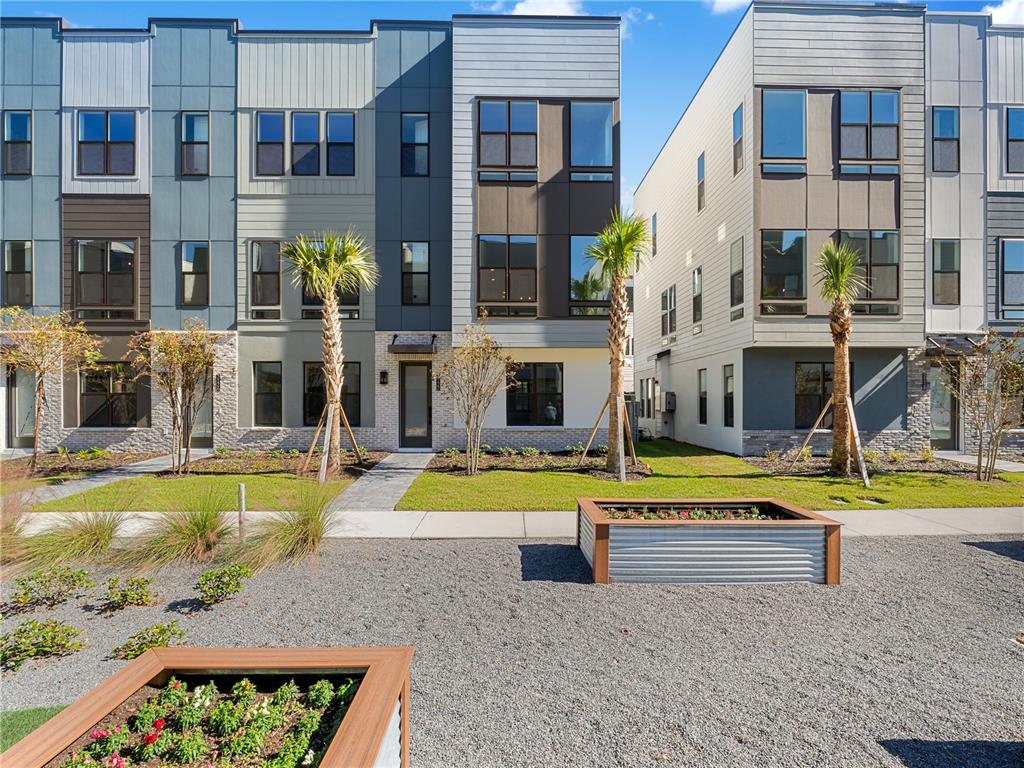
[83,724,130,760]
[763,447,781,462]
[306,679,334,708]
[208,699,243,737]
[520,446,540,458]
[104,576,155,611]
[862,449,880,465]
[12,566,94,609]
[156,676,190,708]
[76,446,110,461]
[479,444,492,454]
[496,446,516,457]
[172,728,209,763]
[887,449,904,464]
[196,564,252,606]
[595,444,609,456]
[920,446,935,463]
[273,679,301,705]
[232,678,258,706]
[796,446,812,463]
[441,447,459,459]
[111,621,185,660]
[1,619,84,670]
[565,442,585,456]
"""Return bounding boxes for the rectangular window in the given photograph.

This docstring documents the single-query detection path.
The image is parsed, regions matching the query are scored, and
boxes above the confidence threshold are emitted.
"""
[255,111,284,176]
[251,241,280,318]
[327,112,355,176]
[660,285,676,336]
[795,362,847,430]
[78,111,135,176]
[570,235,610,311]
[181,112,209,176]
[723,364,734,428]
[840,91,899,162]
[291,112,320,176]
[478,100,537,168]
[80,362,136,427]
[839,230,900,313]
[300,284,360,320]
[732,104,743,175]
[692,267,702,323]
[3,111,31,175]
[401,113,429,177]
[761,90,806,159]
[75,240,135,319]
[730,237,744,320]
[651,213,657,256]
[181,242,209,307]
[698,368,707,425]
[932,107,959,173]
[1008,108,1024,174]
[402,242,429,305]
[760,230,806,314]
[1002,239,1024,319]
[477,235,537,313]
[253,362,282,427]
[570,101,613,168]
[697,152,706,212]
[507,362,563,426]
[302,362,359,427]
[932,239,960,306]
[3,241,32,307]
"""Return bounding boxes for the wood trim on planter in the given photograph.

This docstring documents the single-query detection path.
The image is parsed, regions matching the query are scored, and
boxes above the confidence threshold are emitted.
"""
[0,647,414,768]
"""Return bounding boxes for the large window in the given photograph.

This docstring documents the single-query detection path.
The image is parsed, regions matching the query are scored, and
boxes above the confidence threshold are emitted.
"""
[253,362,282,426]
[760,230,806,314]
[401,113,429,177]
[697,152,706,211]
[327,112,355,176]
[761,90,805,159]
[839,230,899,314]
[660,285,676,336]
[80,363,136,427]
[795,362,851,430]
[692,267,702,323]
[723,364,734,428]
[181,112,209,176]
[1003,239,1024,319]
[840,91,899,161]
[570,235,610,315]
[477,235,536,316]
[3,111,31,175]
[402,242,429,305]
[733,104,743,175]
[303,361,360,427]
[932,239,960,306]
[75,240,135,319]
[478,100,537,167]
[508,363,563,426]
[251,241,280,319]
[698,368,707,425]
[180,242,209,307]
[3,241,32,307]
[1008,108,1024,174]
[932,107,959,173]
[78,111,135,176]
[730,237,743,320]
[291,112,320,176]
[256,112,285,176]
[570,101,613,167]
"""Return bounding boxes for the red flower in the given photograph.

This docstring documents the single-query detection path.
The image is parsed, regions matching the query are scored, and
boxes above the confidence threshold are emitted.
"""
[143,732,159,745]
[89,729,109,740]
[152,718,166,731]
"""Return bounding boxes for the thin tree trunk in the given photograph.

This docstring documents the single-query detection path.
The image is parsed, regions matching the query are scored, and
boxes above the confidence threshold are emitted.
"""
[31,373,44,472]
[606,273,628,477]
[829,303,852,476]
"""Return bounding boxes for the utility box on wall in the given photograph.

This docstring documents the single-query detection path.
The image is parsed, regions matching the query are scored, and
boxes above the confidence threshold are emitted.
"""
[662,391,676,412]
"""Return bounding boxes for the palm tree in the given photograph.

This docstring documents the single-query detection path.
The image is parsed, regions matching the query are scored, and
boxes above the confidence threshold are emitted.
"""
[815,240,867,476]
[283,230,378,476]
[586,210,649,479]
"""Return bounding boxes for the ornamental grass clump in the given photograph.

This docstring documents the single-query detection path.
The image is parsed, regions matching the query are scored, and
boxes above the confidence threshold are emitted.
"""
[22,512,124,567]
[1,618,84,671]
[124,487,232,569]
[10,565,94,609]
[111,621,185,660]
[233,486,334,572]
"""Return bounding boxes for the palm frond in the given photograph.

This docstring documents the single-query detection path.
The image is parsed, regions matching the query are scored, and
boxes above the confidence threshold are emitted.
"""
[585,209,649,284]
[283,229,380,301]
[815,240,867,305]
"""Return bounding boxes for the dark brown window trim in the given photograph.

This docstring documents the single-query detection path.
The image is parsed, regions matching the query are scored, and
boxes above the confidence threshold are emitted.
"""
[73,238,137,319]
[77,110,136,177]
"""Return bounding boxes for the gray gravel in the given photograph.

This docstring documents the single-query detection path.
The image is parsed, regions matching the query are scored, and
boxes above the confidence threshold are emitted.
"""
[2,535,1022,767]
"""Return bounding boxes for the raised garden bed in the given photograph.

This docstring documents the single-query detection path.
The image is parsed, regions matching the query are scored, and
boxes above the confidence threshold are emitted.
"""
[0,647,413,768]
[577,498,841,586]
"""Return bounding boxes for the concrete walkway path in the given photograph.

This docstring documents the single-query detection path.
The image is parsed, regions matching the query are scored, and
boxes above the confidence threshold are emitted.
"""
[935,450,1024,473]
[328,451,434,512]
[824,505,1023,537]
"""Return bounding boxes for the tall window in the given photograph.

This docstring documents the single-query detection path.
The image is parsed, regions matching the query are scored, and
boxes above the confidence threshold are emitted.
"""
[570,101,613,168]
[839,230,899,313]
[760,230,806,314]
[251,241,280,319]
[181,112,209,176]
[660,285,676,336]
[80,363,136,427]
[698,368,707,425]
[1002,239,1024,319]
[932,107,959,173]
[291,112,320,176]
[651,213,657,256]
[327,112,355,176]
[255,112,284,176]
[692,267,702,323]
[478,100,537,167]
[840,91,899,161]
[1008,108,1024,173]
[761,90,806,159]
[477,235,536,316]
[3,241,32,307]
[932,239,960,306]
[696,152,706,211]
[181,242,209,307]
[730,238,743,320]
[253,362,282,427]
[401,113,429,177]
[3,111,31,175]
[78,111,135,176]
[723,365,734,428]
[732,104,743,175]
[507,363,563,426]
[402,242,429,305]
[302,361,361,427]
[75,240,135,319]
[795,363,844,430]
[570,235,609,315]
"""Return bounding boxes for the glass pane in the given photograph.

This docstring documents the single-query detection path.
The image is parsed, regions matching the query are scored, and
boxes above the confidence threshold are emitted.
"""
[401,114,428,144]
[841,126,868,159]
[870,264,899,300]
[534,363,562,394]
[78,143,105,174]
[292,143,320,175]
[929,366,953,440]
[730,239,743,274]
[13,369,35,437]
[182,242,208,273]
[570,236,609,301]
[1008,140,1024,173]
[5,112,30,141]
[871,126,898,159]
[80,394,109,426]
[5,143,30,174]
[841,91,869,124]
[183,112,208,142]
[328,144,355,175]
[107,274,134,305]
[1003,240,1024,272]
[402,365,429,438]
[733,104,743,142]
[693,268,702,295]
[339,286,359,307]
[252,274,279,306]
[933,240,959,271]
[933,139,958,172]
[479,101,507,133]
[5,241,31,272]
[4,273,31,306]
[327,113,354,142]
[697,152,705,181]
[840,230,869,263]
[342,363,360,395]
[401,145,428,176]
[182,143,209,175]
[107,112,135,141]
[305,363,325,393]
[508,269,536,302]
[1004,273,1024,305]
[479,134,507,166]
[570,101,613,166]
[291,112,318,143]
[795,364,822,395]
[78,274,103,304]
[78,111,106,141]
[933,272,959,305]
[107,143,135,174]
[109,241,135,272]
[509,134,536,166]
[255,362,282,393]
[478,269,506,301]
[479,236,506,268]
[1008,108,1024,140]
[761,230,806,298]
[182,273,208,305]
[78,241,105,273]
[871,92,899,125]
[257,112,284,142]
[762,90,806,158]
[933,107,958,138]
[510,101,537,133]
[508,236,536,268]
[402,273,429,304]
[254,242,280,272]
[402,242,429,272]
[872,231,899,265]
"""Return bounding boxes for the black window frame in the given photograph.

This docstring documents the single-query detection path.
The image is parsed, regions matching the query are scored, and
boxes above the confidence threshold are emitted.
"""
[302,361,361,427]
[569,100,614,170]
[401,241,430,306]
[251,241,281,318]
[692,266,702,323]
[74,239,136,319]
[839,230,900,313]
[290,111,320,176]
[180,111,209,177]
[180,241,210,307]
[507,362,564,427]
[730,237,744,320]
[723,364,734,428]
[1008,107,1024,174]
[760,229,807,314]
[794,362,852,430]
[3,240,32,307]
[840,90,899,162]
[77,110,136,176]
[255,111,285,177]
[932,239,960,306]
[761,89,807,160]
[79,362,137,428]
[326,112,355,176]
[478,99,538,169]
[3,110,31,176]
[253,361,282,427]
[698,368,707,425]
[732,103,743,175]
[660,285,676,336]
[477,235,537,314]
[932,106,959,173]
[696,151,706,212]
[401,112,429,177]
[1002,239,1024,318]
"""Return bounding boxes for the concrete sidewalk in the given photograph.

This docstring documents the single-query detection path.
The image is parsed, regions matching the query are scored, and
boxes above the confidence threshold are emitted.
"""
[328,451,433,512]
[824,506,1023,537]
[934,450,1024,473]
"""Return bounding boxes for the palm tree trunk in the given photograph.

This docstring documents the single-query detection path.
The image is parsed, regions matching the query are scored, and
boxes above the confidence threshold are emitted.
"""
[606,273,628,477]
[829,303,852,476]
[321,290,344,476]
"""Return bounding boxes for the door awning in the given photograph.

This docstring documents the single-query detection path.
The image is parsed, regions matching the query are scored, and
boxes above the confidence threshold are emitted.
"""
[388,333,437,355]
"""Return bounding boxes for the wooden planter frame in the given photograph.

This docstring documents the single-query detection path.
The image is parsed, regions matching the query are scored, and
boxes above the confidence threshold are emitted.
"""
[577,498,842,585]
[0,647,414,768]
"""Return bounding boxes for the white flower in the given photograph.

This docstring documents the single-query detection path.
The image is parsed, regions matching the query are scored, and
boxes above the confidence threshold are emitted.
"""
[302,750,315,765]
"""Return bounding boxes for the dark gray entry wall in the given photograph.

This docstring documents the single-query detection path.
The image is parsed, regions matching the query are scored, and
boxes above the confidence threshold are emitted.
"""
[374,22,453,332]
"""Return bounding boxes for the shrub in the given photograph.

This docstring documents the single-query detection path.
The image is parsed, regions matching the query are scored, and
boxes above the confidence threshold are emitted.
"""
[104,576,156,611]
[124,490,232,568]
[887,450,904,464]
[130,701,168,733]
[196,564,252,606]
[269,448,285,459]
[496,446,516,457]
[208,699,243,737]
[83,724,130,761]
[111,621,185,660]
[862,449,880,465]
[11,566,94,609]
[920,446,936,463]
[479,444,492,454]
[273,679,301,705]
[1,618,84,670]
[232,678,258,706]
[306,679,334,708]
[565,442,585,456]
[22,512,123,567]
[796,446,812,464]
[76,446,110,461]
[441,447,459,460]
[213,447,231,458]
[171,729,209,763]
[520,446,539,458]
[595,443,609,456]
[233,487,333,572]
[762,447,781,462]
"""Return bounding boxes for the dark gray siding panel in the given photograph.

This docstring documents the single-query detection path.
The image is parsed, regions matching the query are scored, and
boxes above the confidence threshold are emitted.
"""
[987,194,1024,327]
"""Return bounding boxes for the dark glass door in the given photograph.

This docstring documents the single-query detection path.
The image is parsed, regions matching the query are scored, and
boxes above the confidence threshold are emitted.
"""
[400,362,432,448]
[929,362,957,450]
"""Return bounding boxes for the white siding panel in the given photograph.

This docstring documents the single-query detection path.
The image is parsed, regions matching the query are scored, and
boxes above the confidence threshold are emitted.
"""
[62,35,151,107]
[987,27,1024,104]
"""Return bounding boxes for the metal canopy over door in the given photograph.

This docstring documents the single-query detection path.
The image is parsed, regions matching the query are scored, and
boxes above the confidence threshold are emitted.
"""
[929,362,958,450]
[400,362,432,448]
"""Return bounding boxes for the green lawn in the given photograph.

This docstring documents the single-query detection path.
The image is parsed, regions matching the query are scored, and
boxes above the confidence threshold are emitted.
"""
[33,473,350,513]
[397,440,1024,511]
[0,706,65,751]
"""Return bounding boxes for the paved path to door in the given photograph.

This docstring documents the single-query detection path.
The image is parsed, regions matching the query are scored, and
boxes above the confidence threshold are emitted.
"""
[328,451,434,512]
[935,450,1024,473]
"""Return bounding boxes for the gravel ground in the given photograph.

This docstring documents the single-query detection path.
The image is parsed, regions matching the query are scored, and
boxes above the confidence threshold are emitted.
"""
[2,535,1022,768]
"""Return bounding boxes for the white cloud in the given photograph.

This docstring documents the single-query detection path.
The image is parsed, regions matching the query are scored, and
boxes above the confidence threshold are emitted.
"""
[508,0,586,14]
[469,1,509,11]
[984,0,1024,25]
[708,0,748,14]
[619,7,654,39]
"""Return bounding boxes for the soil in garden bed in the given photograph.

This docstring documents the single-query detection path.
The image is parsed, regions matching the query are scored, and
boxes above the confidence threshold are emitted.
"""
[744,453,993,479]
[598,503,781,521]
[165,449,387,478]
[0,451,165,483]
[428,450,653,480]
[44,672,361,768]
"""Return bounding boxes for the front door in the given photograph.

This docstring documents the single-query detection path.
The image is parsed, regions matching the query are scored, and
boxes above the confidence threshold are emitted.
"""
[400,362,432,448]
[929,362,958,450]
[6,367,35,449]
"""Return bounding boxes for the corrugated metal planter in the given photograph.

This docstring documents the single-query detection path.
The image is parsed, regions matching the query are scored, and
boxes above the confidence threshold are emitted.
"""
[0,647,413,768]
[577,498,842,585]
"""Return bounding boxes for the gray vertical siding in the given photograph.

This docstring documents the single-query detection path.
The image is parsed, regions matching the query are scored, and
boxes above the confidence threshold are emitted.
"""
[987,194,1024,328]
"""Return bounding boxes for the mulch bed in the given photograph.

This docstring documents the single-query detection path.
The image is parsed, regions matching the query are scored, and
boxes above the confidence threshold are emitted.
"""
[0,451,165,481]
[428,451,653,481]
[174,449,386,478]
[745,453,982,479]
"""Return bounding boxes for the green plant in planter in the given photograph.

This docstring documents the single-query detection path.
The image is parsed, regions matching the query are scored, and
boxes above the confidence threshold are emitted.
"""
[157,677,190,708]
[196,563,252,606]
[12,566,95,608]
[208,699,243,737]
[273,679,301,705]
[171,728,209,763]
[306,679,334,708]
[441,447,459,460]
[83,724,130,760]
[130,701,168,733]
[231,678,258,706]
[111,621,185,660]
[104,576,156,611]
[1,619,84,670]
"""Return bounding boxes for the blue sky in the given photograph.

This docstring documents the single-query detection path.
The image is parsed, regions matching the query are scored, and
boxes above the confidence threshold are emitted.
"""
[7,0,1015,205]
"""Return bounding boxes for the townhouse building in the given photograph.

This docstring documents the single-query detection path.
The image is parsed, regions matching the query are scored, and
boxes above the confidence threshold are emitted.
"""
[1,13,619,453]
[633,0,1024,457]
